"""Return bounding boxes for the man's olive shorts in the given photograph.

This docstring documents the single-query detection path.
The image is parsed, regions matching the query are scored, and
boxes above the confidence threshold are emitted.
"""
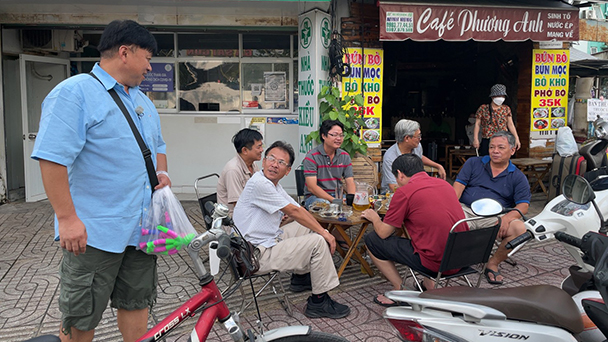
[59,246,157,334]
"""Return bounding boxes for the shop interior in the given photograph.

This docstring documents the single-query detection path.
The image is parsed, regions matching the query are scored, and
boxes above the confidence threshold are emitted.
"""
[381,39,532,163]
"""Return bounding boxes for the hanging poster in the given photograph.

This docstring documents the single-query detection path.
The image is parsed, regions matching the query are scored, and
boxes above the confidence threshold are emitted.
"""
[140,63,174,92]
[530,49,569,132]
[264,72,286,102]
[341,48,384,147]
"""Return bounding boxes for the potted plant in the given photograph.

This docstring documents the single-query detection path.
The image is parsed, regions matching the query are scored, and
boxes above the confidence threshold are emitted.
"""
[306,85,368,157]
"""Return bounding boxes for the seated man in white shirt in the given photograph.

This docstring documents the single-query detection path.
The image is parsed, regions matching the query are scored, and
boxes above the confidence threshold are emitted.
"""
[233,141,350,319]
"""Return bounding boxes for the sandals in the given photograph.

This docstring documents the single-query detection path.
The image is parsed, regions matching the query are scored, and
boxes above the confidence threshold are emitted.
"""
[336,240,350,250]
[483,268,504,285]
[373,294,401,307]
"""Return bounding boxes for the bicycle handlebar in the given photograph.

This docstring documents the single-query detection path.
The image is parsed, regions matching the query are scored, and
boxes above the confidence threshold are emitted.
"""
[216,234,231,259]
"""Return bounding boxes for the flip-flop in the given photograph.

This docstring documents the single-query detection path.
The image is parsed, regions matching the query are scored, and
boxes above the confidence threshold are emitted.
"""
[373,294,401,307]
[336,240,350,250]
[484,268,504,285]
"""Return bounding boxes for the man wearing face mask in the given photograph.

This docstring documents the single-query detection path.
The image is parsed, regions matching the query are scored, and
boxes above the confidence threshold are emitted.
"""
[473,84,521,155]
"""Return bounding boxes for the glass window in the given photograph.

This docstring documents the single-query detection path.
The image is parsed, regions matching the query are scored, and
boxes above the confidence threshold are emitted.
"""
[243,34,290,58]
[153,33,175,57]
[178,61,240,111]
[146,91,176,110]
[177,33,239,57]
[242,63,289,110]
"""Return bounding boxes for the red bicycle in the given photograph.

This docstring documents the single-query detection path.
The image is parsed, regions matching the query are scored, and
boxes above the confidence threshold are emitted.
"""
[136,203,349,342]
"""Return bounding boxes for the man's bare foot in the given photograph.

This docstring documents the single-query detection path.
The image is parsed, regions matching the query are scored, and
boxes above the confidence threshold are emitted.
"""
[423,278,436,290]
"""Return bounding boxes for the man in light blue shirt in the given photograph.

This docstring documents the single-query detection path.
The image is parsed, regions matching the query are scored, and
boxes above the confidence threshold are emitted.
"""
[31,20,169,342]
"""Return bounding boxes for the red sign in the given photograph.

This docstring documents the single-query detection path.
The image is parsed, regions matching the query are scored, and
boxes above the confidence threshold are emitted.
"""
[380,4,578,42]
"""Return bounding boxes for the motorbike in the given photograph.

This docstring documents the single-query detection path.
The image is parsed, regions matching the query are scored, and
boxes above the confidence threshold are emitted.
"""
[382,174,608,342]
[494,116,608,292]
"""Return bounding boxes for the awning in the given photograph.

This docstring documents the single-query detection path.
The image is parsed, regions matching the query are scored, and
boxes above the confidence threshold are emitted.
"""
[379,0,579,42]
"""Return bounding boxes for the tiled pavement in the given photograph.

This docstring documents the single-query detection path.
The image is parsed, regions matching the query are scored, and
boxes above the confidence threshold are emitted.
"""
[0,192,574,341]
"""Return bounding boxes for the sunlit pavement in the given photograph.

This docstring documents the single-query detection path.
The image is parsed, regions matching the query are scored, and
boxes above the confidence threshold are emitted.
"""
[0,192,572,341]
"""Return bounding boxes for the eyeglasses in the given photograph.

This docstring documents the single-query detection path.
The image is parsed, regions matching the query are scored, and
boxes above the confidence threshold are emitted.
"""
[327,132,345,138]
[265,155,289,167]
[410,134,422,140]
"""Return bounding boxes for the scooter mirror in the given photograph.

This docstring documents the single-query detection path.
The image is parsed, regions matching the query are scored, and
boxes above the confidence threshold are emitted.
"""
[470,198,503,217]
[562,174,595,205]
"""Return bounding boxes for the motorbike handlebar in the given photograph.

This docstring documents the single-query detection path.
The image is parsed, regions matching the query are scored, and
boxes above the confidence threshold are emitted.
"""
[506,231,534,249]
[555,231,582,249]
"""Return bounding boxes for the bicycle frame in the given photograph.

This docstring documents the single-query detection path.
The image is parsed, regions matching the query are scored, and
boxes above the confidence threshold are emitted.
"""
[136,277,233,342]
[136,217,246,342]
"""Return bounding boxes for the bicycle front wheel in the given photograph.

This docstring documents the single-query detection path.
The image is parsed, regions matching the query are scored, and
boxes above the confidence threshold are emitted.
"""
[270,331,349,342]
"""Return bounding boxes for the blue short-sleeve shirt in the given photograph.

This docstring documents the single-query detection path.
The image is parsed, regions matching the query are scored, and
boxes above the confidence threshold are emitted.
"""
[31,63,166,253]
[456,156,531,208]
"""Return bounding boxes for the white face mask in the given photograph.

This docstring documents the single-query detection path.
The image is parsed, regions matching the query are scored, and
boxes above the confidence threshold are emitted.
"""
[493,97,505,106]
[468,118,476,124]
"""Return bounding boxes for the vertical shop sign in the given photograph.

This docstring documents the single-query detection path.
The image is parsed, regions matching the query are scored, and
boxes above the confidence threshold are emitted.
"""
[530,49,569,132]
[298,10,331,158]
[341,48,384,147]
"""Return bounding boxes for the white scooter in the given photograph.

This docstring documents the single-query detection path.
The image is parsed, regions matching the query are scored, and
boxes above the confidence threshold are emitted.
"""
[383,175,608,342]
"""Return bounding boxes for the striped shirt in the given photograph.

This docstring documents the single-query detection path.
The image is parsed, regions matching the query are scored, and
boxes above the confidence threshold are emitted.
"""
[303,144,354,197]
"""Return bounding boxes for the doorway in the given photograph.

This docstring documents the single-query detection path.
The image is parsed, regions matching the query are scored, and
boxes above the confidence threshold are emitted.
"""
[4,54,69,202]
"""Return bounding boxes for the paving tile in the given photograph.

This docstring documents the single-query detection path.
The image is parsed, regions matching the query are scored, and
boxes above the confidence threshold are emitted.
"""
[0,199,582,342]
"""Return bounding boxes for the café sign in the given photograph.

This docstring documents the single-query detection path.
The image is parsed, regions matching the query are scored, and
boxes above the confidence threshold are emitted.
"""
[380,4,578,42]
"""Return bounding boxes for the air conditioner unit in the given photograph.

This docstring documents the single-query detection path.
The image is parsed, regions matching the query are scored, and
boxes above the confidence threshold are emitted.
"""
[582,8,597,20]
[21,29,82,52]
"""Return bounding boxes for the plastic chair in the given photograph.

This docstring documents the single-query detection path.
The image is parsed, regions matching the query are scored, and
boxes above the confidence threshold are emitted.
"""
[404,219,501,291]
[194,173,219,230]
[295,165,306,205]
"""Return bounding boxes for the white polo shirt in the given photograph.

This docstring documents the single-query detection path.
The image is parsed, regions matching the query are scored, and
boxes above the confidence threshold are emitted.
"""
[233,171,299,248]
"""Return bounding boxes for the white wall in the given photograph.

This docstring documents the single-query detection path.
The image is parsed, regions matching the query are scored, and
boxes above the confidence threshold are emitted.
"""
[160,114,299,197]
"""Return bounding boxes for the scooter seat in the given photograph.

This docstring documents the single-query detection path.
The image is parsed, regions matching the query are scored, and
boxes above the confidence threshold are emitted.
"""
[420,285,584,334]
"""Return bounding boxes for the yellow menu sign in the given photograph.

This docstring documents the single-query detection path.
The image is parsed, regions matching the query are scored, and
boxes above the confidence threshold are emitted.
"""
[530,49,569,132]
[341,48,384,147]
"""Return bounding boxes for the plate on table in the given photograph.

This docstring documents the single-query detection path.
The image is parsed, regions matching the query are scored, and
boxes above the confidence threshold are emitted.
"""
[319,209,340,219]
[533,108,549,118]
[309,202,328,213]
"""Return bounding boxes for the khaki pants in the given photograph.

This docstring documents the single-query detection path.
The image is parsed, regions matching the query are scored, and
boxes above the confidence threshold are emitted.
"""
[256,221,340,294]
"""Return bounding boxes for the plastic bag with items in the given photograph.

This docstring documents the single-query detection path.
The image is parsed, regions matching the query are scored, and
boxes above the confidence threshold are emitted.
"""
[556,126,578,157]
[138,186,197,255]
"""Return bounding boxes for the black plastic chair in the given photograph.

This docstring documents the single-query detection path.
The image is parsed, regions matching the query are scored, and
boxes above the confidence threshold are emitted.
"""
[406,219,501,291]
[295,166,306,205]
[194,173,219,230]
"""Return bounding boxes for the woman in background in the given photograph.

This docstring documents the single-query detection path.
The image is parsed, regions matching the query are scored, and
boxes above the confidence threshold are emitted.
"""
[473,84,521,155]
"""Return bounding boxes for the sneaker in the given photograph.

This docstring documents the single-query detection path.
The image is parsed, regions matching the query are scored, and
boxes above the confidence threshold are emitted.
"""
[304,295,351,319]
[290,273,312,292]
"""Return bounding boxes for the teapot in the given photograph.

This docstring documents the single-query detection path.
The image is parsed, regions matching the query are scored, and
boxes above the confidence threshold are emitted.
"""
[352,181,377,211]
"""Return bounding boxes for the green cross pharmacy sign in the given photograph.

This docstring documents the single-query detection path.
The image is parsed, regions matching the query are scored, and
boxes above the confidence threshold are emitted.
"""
[300,17,312,49]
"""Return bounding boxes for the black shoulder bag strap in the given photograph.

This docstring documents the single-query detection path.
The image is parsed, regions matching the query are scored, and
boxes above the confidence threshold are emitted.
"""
[89,72,159,191]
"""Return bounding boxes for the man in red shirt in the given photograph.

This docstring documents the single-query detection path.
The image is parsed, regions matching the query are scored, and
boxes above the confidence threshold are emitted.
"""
[362,154,468,306]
